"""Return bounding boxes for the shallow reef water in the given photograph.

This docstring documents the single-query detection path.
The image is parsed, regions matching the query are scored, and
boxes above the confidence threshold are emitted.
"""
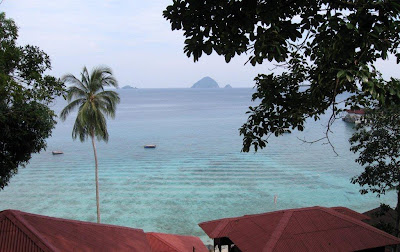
[0,88,394,243]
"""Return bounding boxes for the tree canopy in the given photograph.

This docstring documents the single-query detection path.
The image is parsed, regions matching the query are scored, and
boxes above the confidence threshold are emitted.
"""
[0,12,64,190]
[163,0,400,151]
[350,106,400,237]
[60,66,120,143]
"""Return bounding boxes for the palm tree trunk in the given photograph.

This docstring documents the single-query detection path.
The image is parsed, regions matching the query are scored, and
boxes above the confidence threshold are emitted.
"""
[395,188,400,252]
[91,133,101,223]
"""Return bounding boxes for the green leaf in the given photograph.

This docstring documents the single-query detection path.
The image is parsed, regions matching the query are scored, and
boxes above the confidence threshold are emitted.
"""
[337,70,346,78]
[346,23,354,30]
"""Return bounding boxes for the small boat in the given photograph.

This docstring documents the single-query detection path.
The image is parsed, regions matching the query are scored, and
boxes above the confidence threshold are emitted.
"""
[144,145,156,149]
[52,151,64,155]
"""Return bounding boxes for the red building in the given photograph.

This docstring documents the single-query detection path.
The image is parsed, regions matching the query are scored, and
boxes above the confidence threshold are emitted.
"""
[146,232,208,252]
[0,209,208,252]
[199,206,400,252]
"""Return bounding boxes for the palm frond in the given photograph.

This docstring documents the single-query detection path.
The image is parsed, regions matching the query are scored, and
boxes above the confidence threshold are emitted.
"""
[81,67,90,90]
[89,67,105,93]
[66,86,88,101]
[95,99,116,119]
[61,65,119,143]
[97,90,120,101]
[60,98,85,121]
[62,74,88,97]
[79,101,92,125]
[95,91,120,118]
[101,72,118,89]
[72,115,88,142]
[92,66,119,91]
[94,110,108,142]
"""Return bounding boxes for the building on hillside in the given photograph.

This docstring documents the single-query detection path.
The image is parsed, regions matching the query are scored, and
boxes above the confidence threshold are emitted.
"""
[146,232,208,252]
[342,109,365,124]
[0,209,208,252]
[199,206,400,252]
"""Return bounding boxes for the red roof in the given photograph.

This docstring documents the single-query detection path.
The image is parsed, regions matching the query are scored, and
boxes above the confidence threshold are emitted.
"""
[146,232,208,252]
[199,206,400,252]
[0,209,151,251]
[346,109,365,114]
[330,206,370,221]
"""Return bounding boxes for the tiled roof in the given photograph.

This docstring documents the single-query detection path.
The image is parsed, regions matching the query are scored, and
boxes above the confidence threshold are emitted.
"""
[199,206,400,252]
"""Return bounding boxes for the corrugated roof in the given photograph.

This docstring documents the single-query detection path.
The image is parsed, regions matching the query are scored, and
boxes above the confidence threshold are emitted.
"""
[199,206,400,252]
[146,232,208,252]
[331,206,370,221]
[0,209,151,251]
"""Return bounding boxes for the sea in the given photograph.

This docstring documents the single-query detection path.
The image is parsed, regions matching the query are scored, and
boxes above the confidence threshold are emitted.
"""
[0,88,394,243]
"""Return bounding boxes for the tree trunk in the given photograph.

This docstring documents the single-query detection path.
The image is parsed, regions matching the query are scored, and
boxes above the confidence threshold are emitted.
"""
[91,133,101,223]
[395,188,400,252]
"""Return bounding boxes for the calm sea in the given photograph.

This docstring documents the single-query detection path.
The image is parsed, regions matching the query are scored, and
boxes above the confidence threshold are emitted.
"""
[0,88,394,243]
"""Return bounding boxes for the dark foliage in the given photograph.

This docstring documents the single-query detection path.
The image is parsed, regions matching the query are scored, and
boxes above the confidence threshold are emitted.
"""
[0,12,64,190]
[350,106,400,237]
[350,106,400,196]
[164,0,400,152]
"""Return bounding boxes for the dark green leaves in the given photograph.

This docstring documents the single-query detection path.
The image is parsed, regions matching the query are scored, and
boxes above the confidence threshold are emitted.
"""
[164,1,400,152]
[350,106,400,198]
[0,12,65,190]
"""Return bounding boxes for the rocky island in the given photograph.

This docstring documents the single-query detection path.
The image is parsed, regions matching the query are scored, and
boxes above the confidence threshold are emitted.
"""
[191,77,219,88]
[224,84,232,88]
[122,85,136,89]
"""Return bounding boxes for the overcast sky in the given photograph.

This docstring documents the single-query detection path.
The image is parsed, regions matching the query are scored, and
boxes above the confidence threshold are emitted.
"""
[2,1,399,88]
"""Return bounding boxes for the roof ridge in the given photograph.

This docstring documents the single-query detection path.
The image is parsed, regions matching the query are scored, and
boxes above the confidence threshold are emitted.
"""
[262,210,293,252]
[321,207,400,242]
[330,206,370,221]
[239,206,324,220]
[149,231,199,239]
[20,210,144,232]
[200,207,323,226]
[5,210,59,252]
[209,218,232,238]
[199,217,231,225]
[150,232,186,251]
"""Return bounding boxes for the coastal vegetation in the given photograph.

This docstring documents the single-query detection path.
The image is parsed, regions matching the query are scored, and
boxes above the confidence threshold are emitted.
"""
[60,66,120,223]
[350,106,400,241]
[0,12,64,190]
[163,0,400,152]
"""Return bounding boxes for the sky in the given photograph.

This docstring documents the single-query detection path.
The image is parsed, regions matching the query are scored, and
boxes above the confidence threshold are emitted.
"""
[2,0,399,88]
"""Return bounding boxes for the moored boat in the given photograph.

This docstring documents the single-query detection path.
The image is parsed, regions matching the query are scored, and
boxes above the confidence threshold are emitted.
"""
[144,145,156,149]
[52,151,63,155]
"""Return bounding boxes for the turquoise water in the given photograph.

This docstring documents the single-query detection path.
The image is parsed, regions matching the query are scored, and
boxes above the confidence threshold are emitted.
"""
[0,88,394,243]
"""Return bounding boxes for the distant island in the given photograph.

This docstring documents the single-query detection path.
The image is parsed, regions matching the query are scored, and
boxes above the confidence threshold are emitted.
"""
[224,84,232,88]
[122,85,137,89]
[191,77,219,88]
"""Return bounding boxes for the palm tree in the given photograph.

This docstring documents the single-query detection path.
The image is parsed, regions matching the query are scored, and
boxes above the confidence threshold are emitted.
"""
[60,66,120,223]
